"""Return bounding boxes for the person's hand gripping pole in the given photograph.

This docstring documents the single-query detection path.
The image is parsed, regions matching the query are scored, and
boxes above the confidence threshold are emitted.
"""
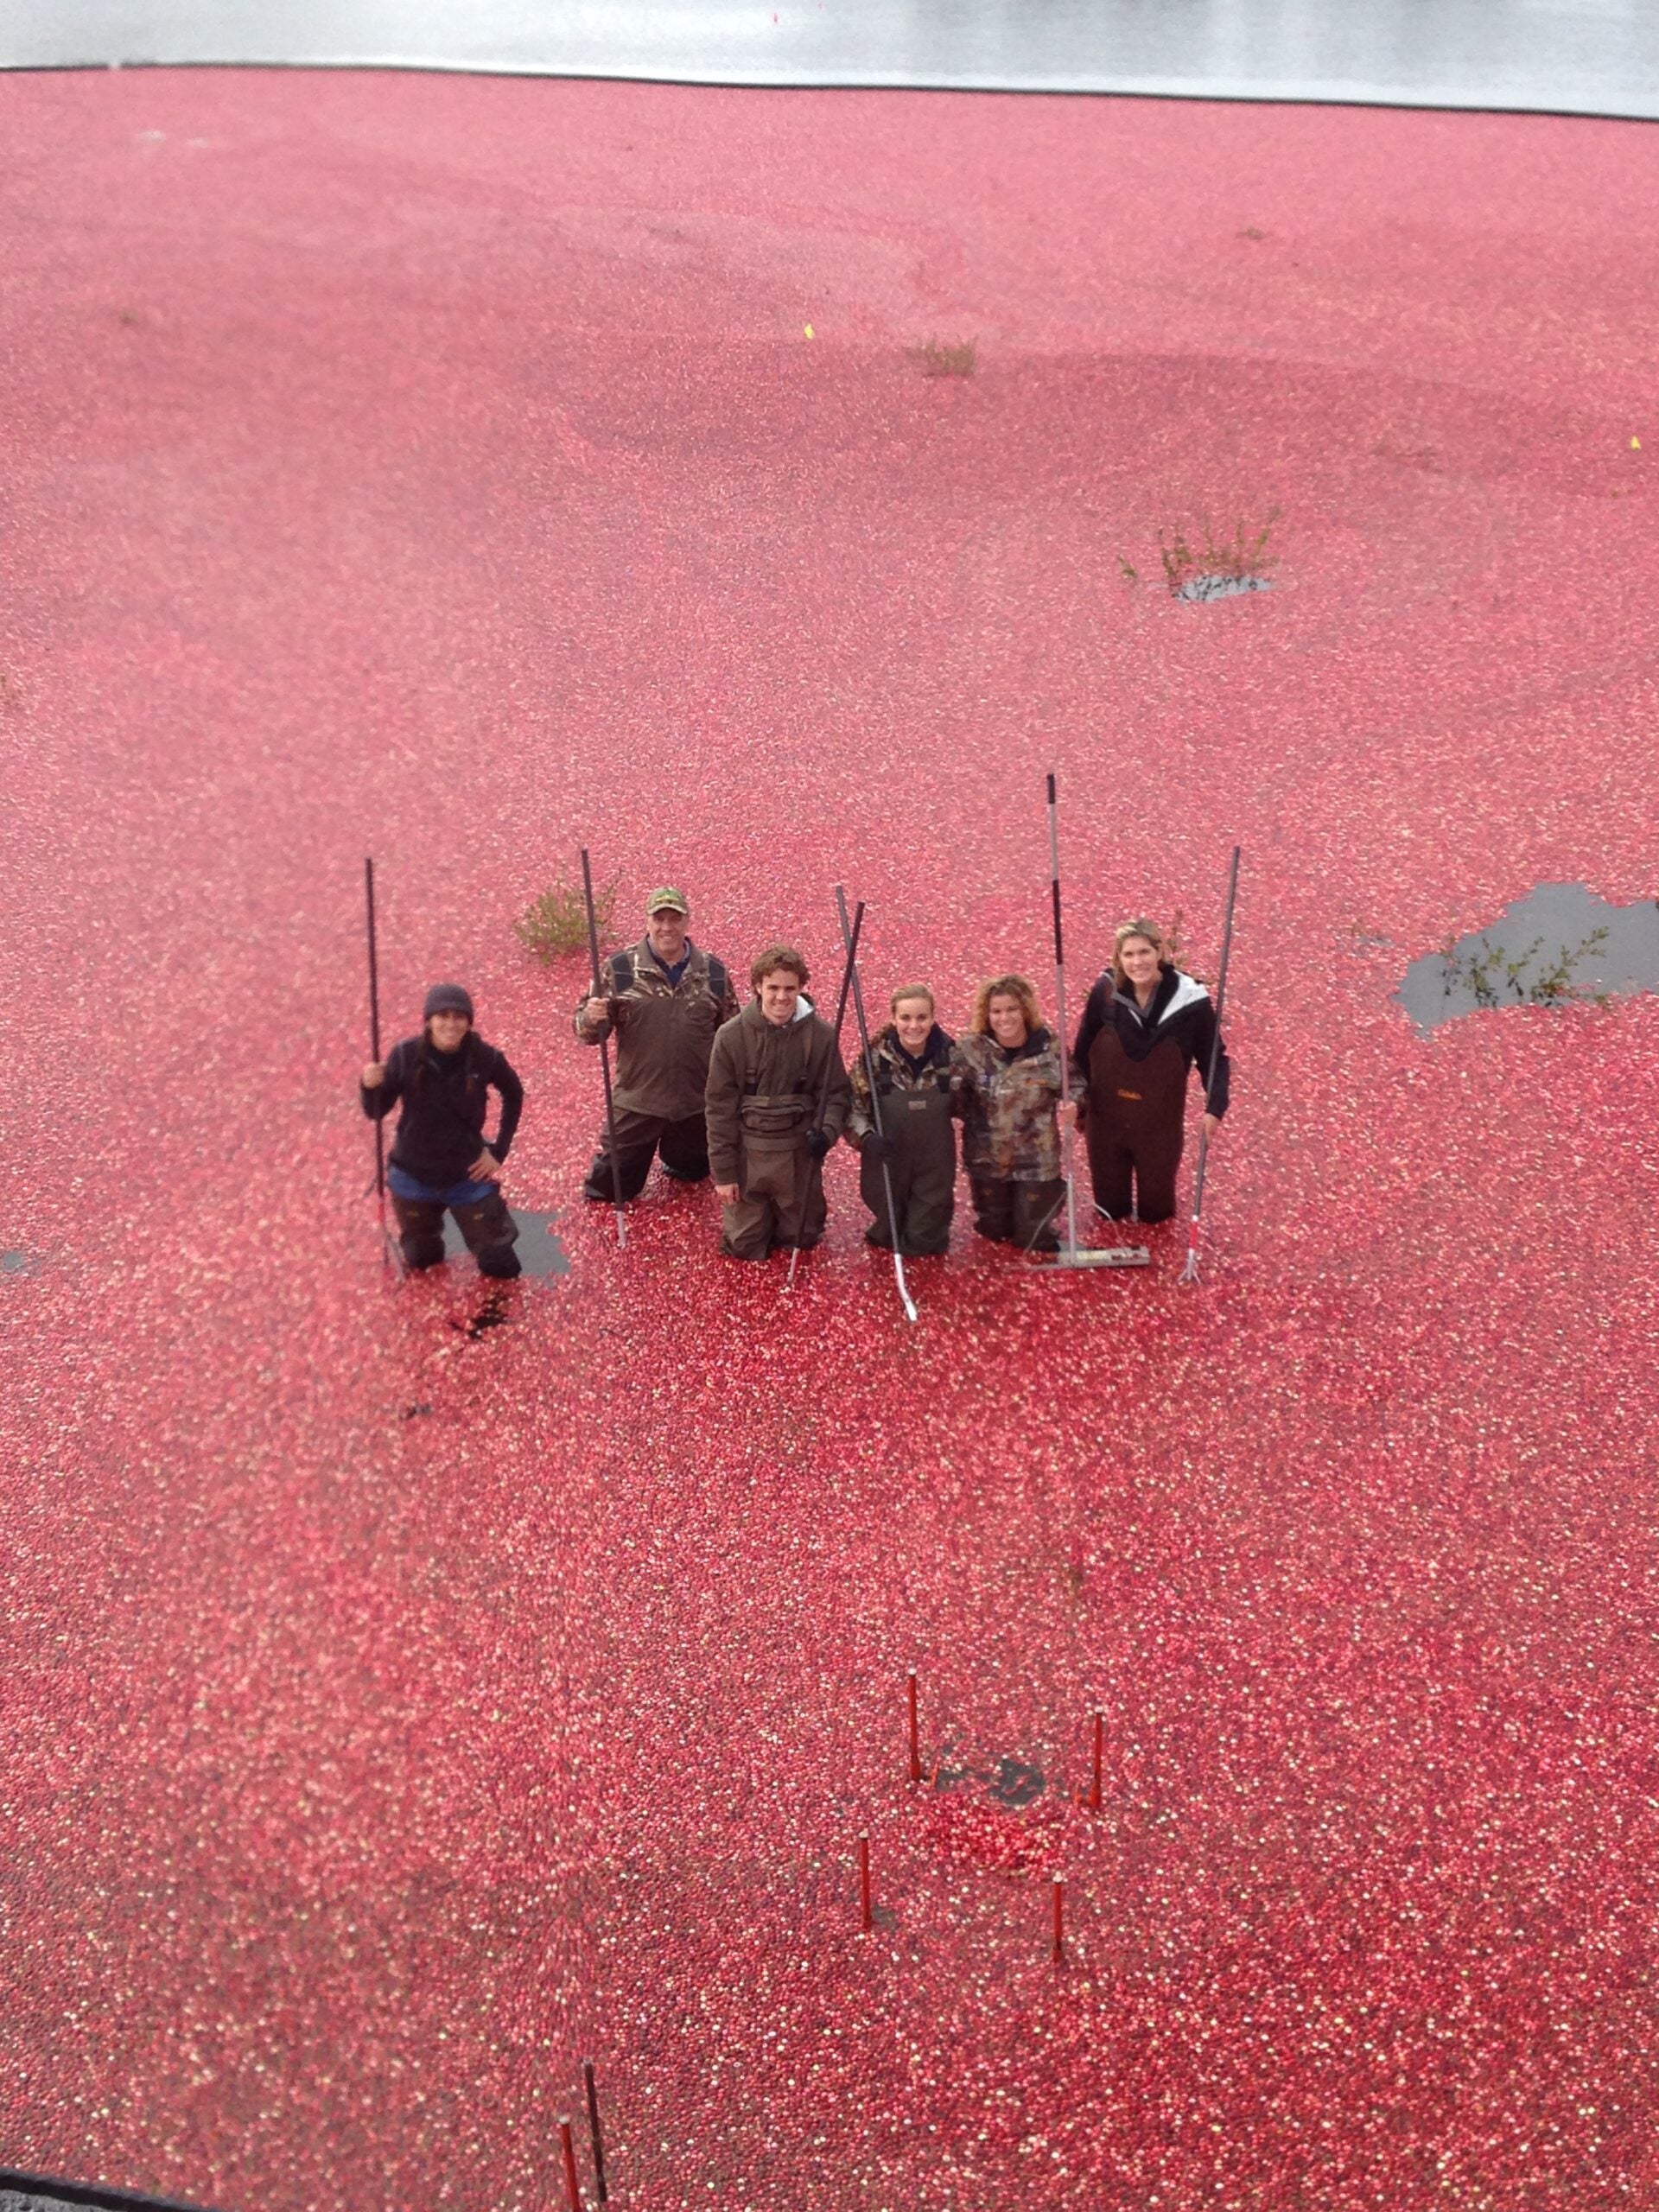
[581,847,628,1250]
[836,884,919,1325]
[1179,844,1242,1287]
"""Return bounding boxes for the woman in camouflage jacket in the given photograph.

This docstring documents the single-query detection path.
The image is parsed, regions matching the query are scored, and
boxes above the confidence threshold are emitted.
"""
[952,974,1079,1255]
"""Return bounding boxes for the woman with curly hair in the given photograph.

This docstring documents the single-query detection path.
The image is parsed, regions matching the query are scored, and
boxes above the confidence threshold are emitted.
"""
[951,973,1077,1254]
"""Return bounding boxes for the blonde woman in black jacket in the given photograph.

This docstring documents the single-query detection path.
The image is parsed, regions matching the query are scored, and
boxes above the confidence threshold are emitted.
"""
[1072,920,1230,1224]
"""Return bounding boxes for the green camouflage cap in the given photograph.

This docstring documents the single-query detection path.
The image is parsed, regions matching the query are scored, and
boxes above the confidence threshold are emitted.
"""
[646,886,690,917]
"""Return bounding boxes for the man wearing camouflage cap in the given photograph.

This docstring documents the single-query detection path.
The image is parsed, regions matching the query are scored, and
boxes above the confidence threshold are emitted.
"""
[575,887,738,1205]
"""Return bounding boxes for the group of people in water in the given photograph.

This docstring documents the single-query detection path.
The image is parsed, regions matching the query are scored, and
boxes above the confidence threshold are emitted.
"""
[359,887,1230,1281]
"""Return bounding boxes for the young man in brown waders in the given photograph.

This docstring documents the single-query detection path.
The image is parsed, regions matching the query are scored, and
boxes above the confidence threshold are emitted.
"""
[848,984,959,1256]
[575,887,738,1205]
[704,945,852,1261]
[1071,918,1231,1223]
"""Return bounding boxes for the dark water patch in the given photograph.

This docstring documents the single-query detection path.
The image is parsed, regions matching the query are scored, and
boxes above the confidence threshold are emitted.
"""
[455,1290,513,1340]
[932,1752,1047,1808]
[986,1755,1046,1808]
[1177,574,1274,603]
[1397,882,1659,1033]
[1,1250,33,1274]
[440,1205,569,1279]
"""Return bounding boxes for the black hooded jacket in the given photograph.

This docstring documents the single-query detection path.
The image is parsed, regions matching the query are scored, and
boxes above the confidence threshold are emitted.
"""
[360,1031,524,1185]
[1072,965,1230,1117]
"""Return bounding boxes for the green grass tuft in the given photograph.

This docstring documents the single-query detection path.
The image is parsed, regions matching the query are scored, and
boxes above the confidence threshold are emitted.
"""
[514,872,617,964]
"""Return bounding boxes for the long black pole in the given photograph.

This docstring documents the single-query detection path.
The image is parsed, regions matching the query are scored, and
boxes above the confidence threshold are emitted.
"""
[582,2059,609,2205]
[1046,772,1081,1257]
[785,899,865,1291]
[1179,845,1243,1283]
[581,849,628,1250]
[826,902,865,1071]
[834,885,918,1324]
[364,856,390,1268]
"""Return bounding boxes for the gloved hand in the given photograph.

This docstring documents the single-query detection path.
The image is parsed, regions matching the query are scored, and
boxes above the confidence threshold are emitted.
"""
[861,1132,896,1164]
[804,1127,835,1160]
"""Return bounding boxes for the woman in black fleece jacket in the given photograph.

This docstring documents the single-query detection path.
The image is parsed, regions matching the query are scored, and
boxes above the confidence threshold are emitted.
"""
[360,983,524,1276]
[1072,920,1230,1224]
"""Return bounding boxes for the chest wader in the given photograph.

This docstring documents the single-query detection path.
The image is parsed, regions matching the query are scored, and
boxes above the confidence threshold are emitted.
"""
[391,1187,521,1278]
[722,1086,815,1262]
[582,950,728,1201]
[862,1074,957,1255]
[1086,1026,1187,1223]
[967,1170,1065,1253]
[392,1052,523,1277]
[582,1103,714,1205]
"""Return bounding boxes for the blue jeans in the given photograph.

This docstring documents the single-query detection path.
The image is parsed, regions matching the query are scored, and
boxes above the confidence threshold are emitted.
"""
[388,1166,500,1207]
[386,1167,520,1278]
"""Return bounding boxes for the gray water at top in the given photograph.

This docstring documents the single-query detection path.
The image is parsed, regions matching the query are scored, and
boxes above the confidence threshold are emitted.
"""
[10,0,1659,120]
[1395,883,1659,1033]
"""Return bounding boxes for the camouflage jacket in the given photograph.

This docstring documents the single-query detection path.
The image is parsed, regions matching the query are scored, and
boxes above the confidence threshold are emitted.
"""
[952,1027,1077,1182]
[848,1023,958,1145]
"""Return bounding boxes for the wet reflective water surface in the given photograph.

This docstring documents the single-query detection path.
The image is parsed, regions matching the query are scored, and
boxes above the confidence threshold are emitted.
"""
[1178,574,1273,603]
[440,1205,570,1279]
[10,0,1659,118]
[1396,883,1659,1033]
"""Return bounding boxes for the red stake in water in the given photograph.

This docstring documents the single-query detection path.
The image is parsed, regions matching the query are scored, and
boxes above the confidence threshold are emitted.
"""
[1052,1877,1065,1965]
[1086,1711,1103,1811]
[906,1671,921,1785]
[559,2117,583,2211]
[858,1834,873,1931]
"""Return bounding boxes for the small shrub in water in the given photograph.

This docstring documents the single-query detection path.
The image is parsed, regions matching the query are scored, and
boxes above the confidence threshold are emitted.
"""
[514,873,616,964]
[1436,924,1610,1011]
[1159,506,1281,597]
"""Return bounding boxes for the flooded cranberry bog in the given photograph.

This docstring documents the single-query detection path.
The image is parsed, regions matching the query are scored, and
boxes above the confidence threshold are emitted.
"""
[4,68,1659,2212]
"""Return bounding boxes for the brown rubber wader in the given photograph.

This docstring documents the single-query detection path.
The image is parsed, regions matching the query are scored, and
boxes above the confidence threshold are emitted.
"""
[392,1188,522,1276]
[582,1106,710,1202]
[861,1078,957,1255]
[721,1091,817,1261]
[968,1176,1065,1252]
[1085,1025,1187,1223]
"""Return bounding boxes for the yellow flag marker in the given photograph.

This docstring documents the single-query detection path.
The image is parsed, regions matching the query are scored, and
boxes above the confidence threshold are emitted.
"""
[804,323,815,338]
[1632,436,1642,449]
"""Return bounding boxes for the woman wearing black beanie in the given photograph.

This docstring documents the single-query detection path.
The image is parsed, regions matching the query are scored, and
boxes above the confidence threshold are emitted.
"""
[359,983,524,1276]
